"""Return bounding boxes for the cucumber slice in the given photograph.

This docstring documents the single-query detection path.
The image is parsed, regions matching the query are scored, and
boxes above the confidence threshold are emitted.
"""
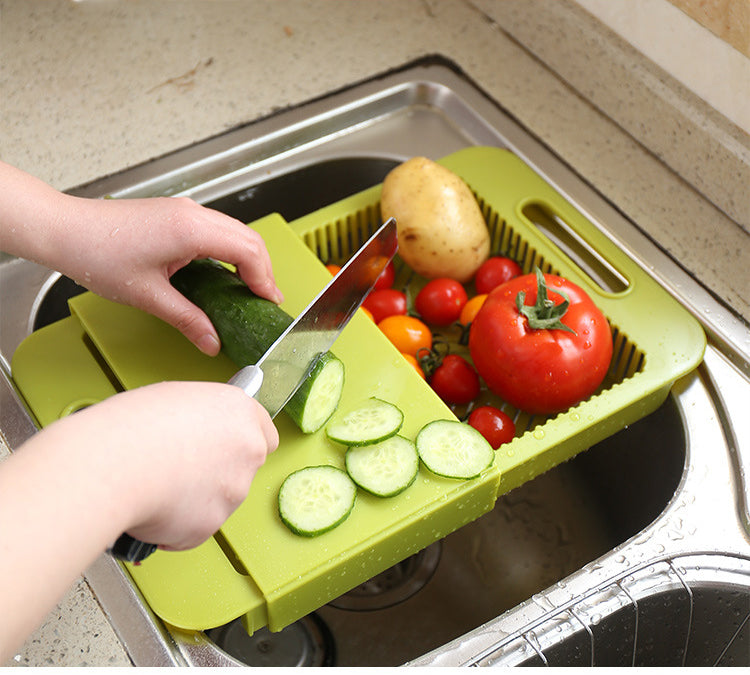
[283,353,345,433]
[326,397,404,446]
[416,420,494,479]
[345,435,419,497]
[278,466,356,537]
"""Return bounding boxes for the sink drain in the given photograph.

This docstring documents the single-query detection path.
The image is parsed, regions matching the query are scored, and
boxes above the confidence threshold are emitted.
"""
[328,542,442,611]
[205,613,335,667]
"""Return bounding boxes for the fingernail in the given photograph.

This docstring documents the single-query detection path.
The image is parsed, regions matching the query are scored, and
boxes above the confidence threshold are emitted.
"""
[269,282,284,304]
[197,333,221,355]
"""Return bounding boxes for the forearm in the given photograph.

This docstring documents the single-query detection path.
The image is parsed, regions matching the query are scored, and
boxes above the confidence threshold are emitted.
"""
[0,429,134,663]
[0,161,75,268]
[0,381,276,661]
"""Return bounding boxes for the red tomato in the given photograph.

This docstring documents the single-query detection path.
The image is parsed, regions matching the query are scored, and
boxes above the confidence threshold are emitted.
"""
[415,278,468,326]
[374,260,396,290]
[378,315,432,357]
[429,354,480,405]
[474,257,522,294]
[469,269,612,415]
[468,406,515,449]
[363,288,407,323]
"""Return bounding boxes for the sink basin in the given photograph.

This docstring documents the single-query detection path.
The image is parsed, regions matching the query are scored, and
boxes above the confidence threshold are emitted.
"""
[1,58,749,667]
[470,555,750,667]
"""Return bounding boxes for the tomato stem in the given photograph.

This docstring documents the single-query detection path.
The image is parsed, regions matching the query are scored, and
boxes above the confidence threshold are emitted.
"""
[516,268,577,334]
[415,340,450,379]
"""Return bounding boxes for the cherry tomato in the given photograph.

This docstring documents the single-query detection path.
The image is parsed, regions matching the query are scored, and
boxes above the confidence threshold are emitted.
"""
[469,269,613,415]
[378,315,432,357]
[374,260,396,290]
[429,354,480,405]
[360,306,375,321]
[459,294,488,326]
[474,257,522,294]
[415,278,468,326]
[325,263,341,275]
[468,406,515,449]
[363,288,407,323]
[401,352,425,378]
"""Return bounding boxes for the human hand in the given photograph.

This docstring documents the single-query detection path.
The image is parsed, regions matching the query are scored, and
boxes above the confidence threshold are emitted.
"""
[32,381,279,551]
[0,381,277,657]
[2,162,282,355]
[56,195,284,356]
[112,381,279,550]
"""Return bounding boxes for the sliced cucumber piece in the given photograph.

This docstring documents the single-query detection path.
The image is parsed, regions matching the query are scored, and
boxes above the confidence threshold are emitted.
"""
[278,466,356,537]
[345,435,419,497]
[326,397,404,446]
[283,353,345,433]
[416,420,494,479]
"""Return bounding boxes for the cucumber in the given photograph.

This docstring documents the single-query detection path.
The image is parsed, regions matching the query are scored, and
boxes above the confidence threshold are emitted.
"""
[345,435,419,497]
[416,420,494,479]
[171,259,344,433]
[278,465,357,536]
[281,353,345,434]
[326,397,404,446]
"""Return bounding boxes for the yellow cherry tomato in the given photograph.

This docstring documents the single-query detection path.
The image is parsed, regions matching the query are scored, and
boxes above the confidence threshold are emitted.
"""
[377,315,432,357]
[401,353,425,378]
[459,293,488,326]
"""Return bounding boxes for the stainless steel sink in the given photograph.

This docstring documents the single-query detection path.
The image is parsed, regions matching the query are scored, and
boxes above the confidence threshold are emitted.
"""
[1,58,749,667]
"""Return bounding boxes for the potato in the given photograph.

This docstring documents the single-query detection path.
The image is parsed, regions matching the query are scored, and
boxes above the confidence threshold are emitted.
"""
[380,157,490,283]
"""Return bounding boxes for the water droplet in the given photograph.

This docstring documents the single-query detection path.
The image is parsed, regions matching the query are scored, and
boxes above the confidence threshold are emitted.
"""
[110,227,120,237]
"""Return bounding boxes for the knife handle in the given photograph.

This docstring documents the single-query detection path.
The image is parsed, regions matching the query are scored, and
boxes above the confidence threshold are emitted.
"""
[227,364,264,398]
[109,534,158,563]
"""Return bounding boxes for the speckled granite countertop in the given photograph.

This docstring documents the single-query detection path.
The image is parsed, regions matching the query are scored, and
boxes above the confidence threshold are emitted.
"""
[1,0,748,666]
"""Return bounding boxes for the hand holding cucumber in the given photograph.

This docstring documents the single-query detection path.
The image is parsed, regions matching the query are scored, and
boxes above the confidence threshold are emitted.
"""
[0,160,284,357]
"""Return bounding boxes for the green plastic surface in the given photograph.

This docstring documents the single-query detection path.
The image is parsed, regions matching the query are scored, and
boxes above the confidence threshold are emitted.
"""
[11,212,499,633]
[10,148,706,635]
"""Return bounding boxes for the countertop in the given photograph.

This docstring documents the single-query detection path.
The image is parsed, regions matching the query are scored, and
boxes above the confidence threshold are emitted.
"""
[1,0,748,666]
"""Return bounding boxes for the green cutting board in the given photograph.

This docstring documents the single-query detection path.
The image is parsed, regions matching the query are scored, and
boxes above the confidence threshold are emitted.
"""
[11,212,501,633]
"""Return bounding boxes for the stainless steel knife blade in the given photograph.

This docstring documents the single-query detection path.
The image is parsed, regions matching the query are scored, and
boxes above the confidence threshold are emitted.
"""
[228,217,398,416]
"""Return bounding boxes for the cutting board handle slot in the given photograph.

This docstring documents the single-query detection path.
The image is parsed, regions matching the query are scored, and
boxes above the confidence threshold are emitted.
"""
[520,201,630,295]
[213,529,252,577]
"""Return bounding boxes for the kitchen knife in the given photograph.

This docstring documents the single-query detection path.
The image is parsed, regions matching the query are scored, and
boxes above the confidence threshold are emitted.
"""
[111,218,398,563]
